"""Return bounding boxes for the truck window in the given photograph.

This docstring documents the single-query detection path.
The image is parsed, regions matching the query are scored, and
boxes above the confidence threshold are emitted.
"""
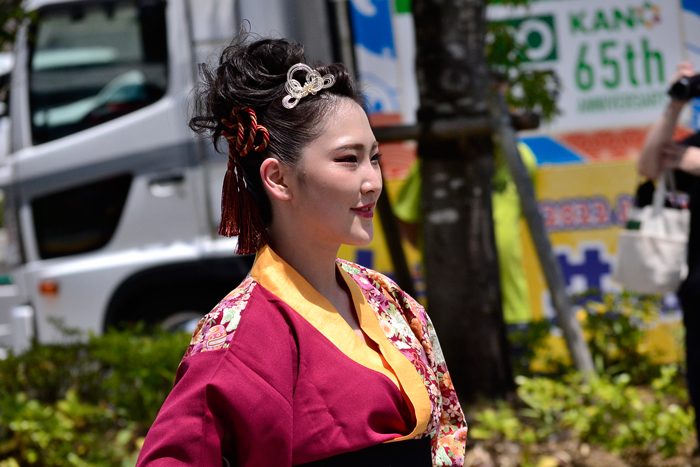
[32,174,133,259]
[28,1,168,145]
[0,73,9,117]
[0,53,12,116]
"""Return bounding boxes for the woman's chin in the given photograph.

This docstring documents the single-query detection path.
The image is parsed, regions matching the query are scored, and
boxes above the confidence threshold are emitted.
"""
[344,229,374,247]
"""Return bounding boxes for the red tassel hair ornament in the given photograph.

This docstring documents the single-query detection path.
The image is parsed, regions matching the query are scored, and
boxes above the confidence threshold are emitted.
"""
[219,107,270,255]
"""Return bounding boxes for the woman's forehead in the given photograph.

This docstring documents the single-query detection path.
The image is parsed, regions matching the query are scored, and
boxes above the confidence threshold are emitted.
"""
[315,101,376,150]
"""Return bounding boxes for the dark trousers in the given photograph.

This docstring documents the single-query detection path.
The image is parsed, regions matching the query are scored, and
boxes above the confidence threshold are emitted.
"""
[680,274,700,442]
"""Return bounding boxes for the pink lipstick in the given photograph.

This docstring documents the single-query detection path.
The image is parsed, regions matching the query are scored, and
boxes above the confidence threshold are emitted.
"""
[352,202,375,218]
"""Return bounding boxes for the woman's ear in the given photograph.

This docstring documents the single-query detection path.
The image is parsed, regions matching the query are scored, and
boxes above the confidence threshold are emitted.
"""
[260,158,292,201]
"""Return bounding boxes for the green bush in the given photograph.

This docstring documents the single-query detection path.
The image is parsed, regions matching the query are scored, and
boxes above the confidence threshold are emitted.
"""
[509,292,682,382]
[0,327,190,466]
[516,366,694,457]
[506,318,552,376]
[477,292,694,462]
[579,292,674,383]
[468,367,694,462]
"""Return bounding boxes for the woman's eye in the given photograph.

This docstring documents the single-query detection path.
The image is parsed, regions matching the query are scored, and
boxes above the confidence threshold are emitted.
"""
[336,156,358,163]
[372,153,383,163]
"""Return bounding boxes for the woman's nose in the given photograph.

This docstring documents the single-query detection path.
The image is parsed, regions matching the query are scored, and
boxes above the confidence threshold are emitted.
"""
[361,163,382,194]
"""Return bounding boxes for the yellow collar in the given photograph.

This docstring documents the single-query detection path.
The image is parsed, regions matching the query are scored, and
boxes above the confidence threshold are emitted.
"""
[250,245,430,440]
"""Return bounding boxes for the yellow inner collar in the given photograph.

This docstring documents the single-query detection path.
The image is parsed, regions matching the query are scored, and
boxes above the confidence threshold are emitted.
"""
[250,244,430,440]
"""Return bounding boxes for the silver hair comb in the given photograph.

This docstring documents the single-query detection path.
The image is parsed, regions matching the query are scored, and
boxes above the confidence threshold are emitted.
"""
[282,63,336,109]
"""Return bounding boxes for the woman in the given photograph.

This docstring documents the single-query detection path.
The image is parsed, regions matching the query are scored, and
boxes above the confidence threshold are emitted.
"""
[136,37,466,467]
[638,61,700,445]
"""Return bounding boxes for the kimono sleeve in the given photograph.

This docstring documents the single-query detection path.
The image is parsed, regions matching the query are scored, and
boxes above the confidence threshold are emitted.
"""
[135,349,294,467]
[137,278,296,467]
[423,310,468,467]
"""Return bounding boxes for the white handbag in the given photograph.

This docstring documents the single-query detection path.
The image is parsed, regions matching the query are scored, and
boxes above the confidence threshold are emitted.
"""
[613,170,690,295]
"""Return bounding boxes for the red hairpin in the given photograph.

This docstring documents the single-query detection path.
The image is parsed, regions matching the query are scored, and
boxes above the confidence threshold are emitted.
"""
[219,107,270,254]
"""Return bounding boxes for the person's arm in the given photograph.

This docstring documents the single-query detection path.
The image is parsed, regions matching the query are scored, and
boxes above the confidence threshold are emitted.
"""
[639,62,695,180]
[136,349,294,467]
[136,285,297,467]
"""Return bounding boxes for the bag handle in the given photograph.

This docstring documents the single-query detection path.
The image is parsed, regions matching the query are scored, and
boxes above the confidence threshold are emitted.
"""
[652,169,674,216]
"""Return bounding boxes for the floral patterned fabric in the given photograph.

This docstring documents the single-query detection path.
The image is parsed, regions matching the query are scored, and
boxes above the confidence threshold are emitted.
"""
[339,260,468,467]
[182,275,256,359]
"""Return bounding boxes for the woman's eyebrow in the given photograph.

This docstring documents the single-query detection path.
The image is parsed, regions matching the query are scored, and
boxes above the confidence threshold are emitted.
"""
[333,142,379,152]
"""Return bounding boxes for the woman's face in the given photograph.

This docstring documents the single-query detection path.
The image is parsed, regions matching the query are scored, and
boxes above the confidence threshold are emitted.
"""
[287,99,382,248]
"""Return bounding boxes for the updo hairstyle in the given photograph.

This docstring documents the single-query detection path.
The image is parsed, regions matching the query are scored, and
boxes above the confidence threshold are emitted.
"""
[189,36,364,230]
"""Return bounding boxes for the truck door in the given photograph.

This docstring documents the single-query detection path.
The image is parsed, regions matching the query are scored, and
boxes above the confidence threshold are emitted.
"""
[9,0,209,340]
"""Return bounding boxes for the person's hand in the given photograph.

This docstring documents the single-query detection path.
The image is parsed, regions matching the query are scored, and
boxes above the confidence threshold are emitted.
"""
[671,61,696,84]
[669,62,697,106]
[660,142,700,176]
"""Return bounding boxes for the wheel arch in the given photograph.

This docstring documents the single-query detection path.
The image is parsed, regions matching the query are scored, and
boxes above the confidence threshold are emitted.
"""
[103,255,255,331]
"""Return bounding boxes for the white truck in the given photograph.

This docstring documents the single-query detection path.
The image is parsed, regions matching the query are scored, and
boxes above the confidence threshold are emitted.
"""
[0,0,344,354]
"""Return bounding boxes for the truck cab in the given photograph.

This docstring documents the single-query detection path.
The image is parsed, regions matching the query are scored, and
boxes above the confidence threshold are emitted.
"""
[0,0,337,352]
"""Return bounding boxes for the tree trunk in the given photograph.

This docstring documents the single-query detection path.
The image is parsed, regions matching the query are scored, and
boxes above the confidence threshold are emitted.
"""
[413,0,513,401]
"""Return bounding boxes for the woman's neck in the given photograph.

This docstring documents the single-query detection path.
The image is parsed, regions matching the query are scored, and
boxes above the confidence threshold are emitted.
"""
[266,228,344,304]
[265,220,366,344]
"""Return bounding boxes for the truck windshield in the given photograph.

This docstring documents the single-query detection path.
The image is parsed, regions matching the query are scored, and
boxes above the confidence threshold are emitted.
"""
[28,1,167,145]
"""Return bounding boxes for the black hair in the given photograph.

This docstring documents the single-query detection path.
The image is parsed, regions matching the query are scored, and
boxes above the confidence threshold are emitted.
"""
[189,35,364,226]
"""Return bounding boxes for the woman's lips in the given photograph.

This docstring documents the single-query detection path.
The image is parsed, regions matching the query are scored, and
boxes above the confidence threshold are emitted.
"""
[352,203,375,218]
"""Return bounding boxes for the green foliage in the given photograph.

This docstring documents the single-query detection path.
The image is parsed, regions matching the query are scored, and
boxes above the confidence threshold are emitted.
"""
[579,292,671,383]
[0,0,29,51]
[478,292,694,460]
[0,327,190,466]
[516,367,694,457]
[486,0,561,121]
[506,319,551,376]
[512,292,681,383]
[85,327,189,424]
[469,402,537,445]
[0,391,139,467]
[468,367,694,460]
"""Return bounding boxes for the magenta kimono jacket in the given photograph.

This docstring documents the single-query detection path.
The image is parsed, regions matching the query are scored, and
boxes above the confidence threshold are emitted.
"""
[136,245,467,467]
